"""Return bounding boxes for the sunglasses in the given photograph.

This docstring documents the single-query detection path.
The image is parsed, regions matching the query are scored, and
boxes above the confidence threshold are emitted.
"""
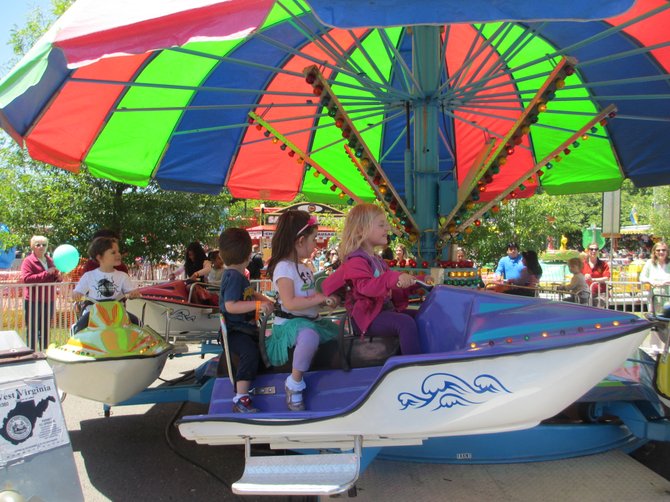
[34,243,48,247]
[588,248,598,251]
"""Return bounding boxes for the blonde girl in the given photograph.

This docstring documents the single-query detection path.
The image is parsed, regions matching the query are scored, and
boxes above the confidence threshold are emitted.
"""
[323,203,421,355]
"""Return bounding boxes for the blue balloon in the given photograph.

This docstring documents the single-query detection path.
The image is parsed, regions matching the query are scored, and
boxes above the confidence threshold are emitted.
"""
[53,244,80,273]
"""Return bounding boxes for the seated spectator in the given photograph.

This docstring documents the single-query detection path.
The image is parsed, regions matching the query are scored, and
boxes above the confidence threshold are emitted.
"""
[207,250,224,284]
[171,242,211,282]
[559,257,590,304]
[504,250,542,297]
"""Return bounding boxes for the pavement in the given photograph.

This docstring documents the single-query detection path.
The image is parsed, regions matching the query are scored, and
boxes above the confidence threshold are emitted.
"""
[58,345,670,501]
[61,348,285,502]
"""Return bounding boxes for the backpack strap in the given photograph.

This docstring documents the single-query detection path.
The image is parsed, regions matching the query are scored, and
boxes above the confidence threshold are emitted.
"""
[346,249,385,276]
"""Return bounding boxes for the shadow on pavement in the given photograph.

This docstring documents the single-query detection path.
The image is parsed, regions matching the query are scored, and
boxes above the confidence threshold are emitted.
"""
[631,441,670,482]
[69,401,287,501]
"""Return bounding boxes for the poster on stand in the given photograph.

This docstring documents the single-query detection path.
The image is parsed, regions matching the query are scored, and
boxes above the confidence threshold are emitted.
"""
[0,377,67,466]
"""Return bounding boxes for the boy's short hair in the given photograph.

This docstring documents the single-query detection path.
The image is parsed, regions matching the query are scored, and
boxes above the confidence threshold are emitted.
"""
[567,257,583,269]
[88,237,118,261]
[219,228,252,266]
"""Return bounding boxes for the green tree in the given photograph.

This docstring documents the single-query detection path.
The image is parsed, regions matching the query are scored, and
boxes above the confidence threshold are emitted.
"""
[0,145,233,261]
[460,191,601,265]
[650,186,670,240]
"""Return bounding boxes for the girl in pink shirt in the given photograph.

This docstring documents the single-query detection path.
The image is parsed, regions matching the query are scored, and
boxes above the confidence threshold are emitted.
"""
[323,203,421,354]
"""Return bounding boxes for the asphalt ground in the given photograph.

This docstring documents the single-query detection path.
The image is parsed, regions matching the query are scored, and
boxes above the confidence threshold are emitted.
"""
[61,348,287,502]
[60,345,670,501]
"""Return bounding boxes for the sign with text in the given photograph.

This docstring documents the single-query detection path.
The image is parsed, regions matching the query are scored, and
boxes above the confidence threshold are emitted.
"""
[0,377,67,466]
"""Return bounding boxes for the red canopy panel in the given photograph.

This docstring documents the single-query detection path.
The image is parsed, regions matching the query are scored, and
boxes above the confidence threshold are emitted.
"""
[25,54,149,170]
[227,29,365,200]
[447,24,536,202]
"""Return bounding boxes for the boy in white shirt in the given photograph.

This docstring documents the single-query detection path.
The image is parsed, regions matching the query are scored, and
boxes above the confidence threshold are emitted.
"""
[73,237,140,332]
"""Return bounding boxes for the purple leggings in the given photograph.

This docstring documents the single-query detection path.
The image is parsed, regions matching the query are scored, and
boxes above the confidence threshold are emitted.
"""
[365,310,421,355]
[292,328,320,372]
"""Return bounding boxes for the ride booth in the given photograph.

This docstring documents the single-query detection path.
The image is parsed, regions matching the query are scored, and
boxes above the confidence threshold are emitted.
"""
[0,332,84,501]
[248,202,344,262]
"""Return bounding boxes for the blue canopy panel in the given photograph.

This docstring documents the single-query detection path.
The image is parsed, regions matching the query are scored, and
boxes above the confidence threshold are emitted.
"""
[0,49,70,143]
[539,21,670,188]
[309,0,636,29]
[380,31,455,199]
[156,21,308,193]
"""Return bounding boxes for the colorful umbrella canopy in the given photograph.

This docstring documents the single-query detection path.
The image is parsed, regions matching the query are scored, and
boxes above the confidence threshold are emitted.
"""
[1,0,669,253]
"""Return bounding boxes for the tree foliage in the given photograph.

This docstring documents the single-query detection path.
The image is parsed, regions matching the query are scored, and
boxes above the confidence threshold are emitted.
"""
[459,180,656,266]
[650,186,670,240]
[0,144,235,260]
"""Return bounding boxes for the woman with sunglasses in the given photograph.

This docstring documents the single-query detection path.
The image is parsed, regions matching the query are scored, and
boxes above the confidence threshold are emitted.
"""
[20,236,61,350]
[640,241,670,314]
[582,244,610,306]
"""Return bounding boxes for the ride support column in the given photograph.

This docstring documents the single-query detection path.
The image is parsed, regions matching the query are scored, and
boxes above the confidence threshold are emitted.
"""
[412,26,441,262]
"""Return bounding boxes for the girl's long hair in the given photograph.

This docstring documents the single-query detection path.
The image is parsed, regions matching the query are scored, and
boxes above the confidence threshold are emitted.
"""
[522,250,543,278]
[339,203,385,259]
[267,210,316,279]
[184,241,207,277]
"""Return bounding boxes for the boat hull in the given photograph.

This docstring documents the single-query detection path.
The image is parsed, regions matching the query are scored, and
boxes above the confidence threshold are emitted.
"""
[179,327,648,448]
[46,300,174,404]
[48,353,170,405]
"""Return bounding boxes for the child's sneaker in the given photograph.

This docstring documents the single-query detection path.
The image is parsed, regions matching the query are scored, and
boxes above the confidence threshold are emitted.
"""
[232,395,259,413]
[284,384,305,411]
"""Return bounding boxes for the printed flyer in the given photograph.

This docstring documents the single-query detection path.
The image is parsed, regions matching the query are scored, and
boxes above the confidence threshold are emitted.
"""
[0,377,68,466]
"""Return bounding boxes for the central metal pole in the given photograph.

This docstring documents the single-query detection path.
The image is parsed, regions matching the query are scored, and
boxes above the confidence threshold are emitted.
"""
[412,26,441,262]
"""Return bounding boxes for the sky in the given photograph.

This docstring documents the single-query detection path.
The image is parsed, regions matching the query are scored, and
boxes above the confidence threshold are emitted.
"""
[0,0,54,76]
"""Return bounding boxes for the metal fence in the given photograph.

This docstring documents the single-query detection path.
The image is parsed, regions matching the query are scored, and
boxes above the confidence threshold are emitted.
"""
[1,279,273,350]
[1,277,651,351]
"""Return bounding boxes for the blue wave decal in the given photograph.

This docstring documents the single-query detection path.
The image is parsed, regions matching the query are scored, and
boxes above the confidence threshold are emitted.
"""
[398,373,512,411]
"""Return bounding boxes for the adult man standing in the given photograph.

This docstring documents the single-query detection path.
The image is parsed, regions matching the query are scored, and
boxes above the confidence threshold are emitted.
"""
[494,242,525,283]
[247,244,265,280]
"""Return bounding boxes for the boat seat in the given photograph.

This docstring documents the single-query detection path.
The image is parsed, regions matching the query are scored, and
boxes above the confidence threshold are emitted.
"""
[416,288,475,353]
[88,301,131,328]
[337,311,400,372]
[187,282,219,307]
[256,313,340,372]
